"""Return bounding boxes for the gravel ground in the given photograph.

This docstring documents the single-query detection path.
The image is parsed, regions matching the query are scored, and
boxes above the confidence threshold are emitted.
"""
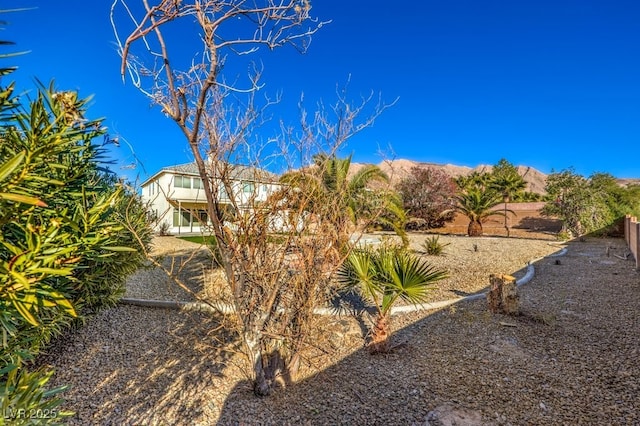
[124,234,565,306]
[36,234,640,425]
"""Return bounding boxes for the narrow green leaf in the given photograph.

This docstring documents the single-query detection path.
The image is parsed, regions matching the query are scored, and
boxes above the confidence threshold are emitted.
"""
[0,150,24,182]
[24,175,65,186]
[11,298,39,326]
[8,270,29,289]
[51,294,76,317]
[101,246,137,252]
[0,192,47,207]
[32,267,72,276]
[0,363,17,376]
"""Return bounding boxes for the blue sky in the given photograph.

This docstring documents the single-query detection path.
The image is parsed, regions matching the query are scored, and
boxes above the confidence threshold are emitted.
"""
[5,1,640,183]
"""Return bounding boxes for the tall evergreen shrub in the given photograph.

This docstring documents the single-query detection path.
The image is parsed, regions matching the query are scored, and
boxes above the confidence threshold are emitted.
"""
[0,76,152,421]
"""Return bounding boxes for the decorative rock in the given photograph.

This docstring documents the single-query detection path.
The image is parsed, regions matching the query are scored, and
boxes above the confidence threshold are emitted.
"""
[424,404,483,425]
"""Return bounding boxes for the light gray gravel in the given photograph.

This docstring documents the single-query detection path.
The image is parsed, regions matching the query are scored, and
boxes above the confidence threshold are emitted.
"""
[36,235,640,425]
[125,234,566,307]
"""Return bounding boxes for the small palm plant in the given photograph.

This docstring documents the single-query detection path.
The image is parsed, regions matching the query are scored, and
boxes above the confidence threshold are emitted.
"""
[420,235,450,256]
[338,245,448,353]
[454,188,514,236]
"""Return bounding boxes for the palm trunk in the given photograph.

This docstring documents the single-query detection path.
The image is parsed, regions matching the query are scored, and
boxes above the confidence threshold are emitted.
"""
[468,220,483,237]
[504,201,510,237]
[369,312,391,354]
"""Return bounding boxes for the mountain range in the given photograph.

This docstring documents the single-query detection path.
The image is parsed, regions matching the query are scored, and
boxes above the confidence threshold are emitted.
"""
[351,159,637,196]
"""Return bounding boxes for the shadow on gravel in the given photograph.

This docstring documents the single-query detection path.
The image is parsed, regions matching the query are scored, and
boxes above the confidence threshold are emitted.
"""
[127,245,218,302]
[37,305,241,425]
[515,216,563,234]
[216,237,640,425]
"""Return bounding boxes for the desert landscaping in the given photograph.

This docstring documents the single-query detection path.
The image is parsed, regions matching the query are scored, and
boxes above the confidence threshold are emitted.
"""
[36,226,640,425]
[5,3,640,425]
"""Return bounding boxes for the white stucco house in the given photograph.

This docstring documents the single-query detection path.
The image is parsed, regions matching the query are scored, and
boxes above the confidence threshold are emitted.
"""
[141,161,280,235]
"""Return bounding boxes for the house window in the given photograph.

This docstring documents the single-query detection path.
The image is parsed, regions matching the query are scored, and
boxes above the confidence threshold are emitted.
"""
[172,208,208,227]
[172,209,191,226]
[193,178,204,189]
[243,182,255,193]
[174,175,191,189]
[219,185,230,200]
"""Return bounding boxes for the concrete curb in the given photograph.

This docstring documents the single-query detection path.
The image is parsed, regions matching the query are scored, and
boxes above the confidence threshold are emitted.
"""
[119,247,569,316]
[386,246,568,315]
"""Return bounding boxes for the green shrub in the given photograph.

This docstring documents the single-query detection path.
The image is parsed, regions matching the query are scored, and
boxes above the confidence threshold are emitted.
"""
[338,244,448,352]
[0,366,74,425]
[420,235,450,256]
[0,80,152,417]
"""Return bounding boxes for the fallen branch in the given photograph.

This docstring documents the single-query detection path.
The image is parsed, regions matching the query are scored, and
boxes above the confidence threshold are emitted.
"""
[614,253,630,260]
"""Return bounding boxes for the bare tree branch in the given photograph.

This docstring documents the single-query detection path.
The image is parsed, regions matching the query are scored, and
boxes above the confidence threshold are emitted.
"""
[112,0,398,397]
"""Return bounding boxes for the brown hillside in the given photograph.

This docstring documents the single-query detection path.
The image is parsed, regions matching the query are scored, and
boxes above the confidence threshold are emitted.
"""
[618,178,640,187]
[351,159,549,195]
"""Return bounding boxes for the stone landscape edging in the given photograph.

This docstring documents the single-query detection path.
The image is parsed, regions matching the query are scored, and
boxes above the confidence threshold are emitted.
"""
[119,246,569,316]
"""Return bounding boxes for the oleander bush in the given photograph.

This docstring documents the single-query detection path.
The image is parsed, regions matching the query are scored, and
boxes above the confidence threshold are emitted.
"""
[0,74,152,420]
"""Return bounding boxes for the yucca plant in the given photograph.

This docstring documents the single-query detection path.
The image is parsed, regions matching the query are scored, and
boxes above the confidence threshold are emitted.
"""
[338,244,448,353]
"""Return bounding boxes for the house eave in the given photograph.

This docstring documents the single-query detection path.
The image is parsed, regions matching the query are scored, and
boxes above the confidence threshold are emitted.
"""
[140,168,200,188]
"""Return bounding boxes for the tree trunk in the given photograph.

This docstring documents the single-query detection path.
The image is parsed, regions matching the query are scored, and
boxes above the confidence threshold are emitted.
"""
[504,202,510,237]
[468,220,483,237]
[486,274,519,315]
[245,335,271,397]
[369,312,391,354]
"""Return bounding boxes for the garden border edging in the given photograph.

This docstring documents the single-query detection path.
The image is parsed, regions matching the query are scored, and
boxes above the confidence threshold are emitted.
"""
[119,247,569,316]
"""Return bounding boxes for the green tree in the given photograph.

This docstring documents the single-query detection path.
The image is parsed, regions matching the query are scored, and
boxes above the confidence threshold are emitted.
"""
[454,187,512,236]
[454,169,492,192]
[590,173,640,221]
[0,67,152,418]
[338,244,447,353]
[489,159,527,237]
[282,154,407,245]
[621,184,640,219]
[543,169,635,237]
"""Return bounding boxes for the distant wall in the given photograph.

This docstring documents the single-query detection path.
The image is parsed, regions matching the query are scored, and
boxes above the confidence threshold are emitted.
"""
[624,215,640,269]
[492,202,547,211]
[439,203,562,238]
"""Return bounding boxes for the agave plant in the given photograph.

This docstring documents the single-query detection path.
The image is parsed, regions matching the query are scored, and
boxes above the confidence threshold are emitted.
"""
[338,245,448,353]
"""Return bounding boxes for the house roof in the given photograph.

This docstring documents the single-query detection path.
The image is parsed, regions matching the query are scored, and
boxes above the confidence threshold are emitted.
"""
[141,162,277,187]
[163,162,201,175]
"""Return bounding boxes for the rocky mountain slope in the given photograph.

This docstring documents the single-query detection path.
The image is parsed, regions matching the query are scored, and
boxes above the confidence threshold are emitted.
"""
[352,159,549,194]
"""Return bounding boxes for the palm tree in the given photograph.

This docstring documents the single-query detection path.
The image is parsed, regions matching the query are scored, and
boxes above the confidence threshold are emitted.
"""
[338,245,448,353]
[281,154,407,244]
[454,187,513,236]
[454,170,492,192]
[489,160,526,237]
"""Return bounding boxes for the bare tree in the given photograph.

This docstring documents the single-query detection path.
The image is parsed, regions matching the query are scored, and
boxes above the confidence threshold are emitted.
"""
[111,0,395,396]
